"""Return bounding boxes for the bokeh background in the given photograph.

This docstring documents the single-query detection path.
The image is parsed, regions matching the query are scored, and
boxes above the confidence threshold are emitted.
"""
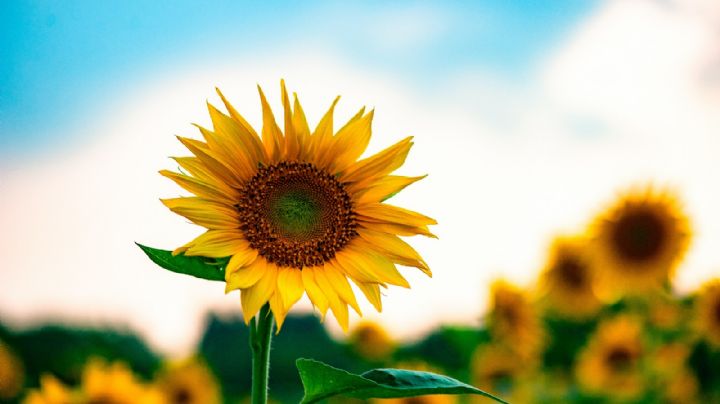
[2,0,720,403]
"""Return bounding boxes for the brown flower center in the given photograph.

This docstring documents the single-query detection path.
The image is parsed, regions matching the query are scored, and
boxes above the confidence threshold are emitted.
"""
[236,161,357,269]
[556,256,587,289]
[611,209,665,263]
[605,346,634,371]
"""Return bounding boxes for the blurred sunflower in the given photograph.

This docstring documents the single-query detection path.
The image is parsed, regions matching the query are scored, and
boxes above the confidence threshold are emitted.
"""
[694,278,720,348]
[0,340,24,400]
[470,344,530,404]
[348,320,395,361]
[487,280,544,360]
[647,291,685,331]
[538,235,602,319]
[590,187,690,296]
[79,358,162,404]
[662,369,699,404]
[650,343,698,403]
[23,375,73,404]
[155,357,221,404]
[575,315,646,400]
[162,81,434,331]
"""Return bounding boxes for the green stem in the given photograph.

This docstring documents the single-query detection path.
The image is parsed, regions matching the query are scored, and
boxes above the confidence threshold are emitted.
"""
[250,304,274,404]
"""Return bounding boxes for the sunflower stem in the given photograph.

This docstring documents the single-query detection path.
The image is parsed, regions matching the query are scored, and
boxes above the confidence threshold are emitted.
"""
[250,303,274,404]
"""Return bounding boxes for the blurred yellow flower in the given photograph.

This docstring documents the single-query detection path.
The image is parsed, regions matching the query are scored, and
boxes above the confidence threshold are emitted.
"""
[162,82,434,331]
[663,369,699,404]
[23,374,73,404]
[647,291,685,330]
[575,315,645,400]
[651,343,698,404]
[694,278,720,348]
[80,358,162,404]
[538,235,602,319]
[349,321,395,361]
[0,340,24,400]
[155,357,221,404]
[590,186,691,297]
[487,280,544,361]
[470,344,530,404]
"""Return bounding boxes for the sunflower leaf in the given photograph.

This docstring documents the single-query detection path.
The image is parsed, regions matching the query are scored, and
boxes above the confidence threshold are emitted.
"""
[135,243,226,282]
[296,358,507,404]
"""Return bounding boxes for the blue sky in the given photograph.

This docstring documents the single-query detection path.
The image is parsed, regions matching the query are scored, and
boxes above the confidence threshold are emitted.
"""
[0,0,598,156]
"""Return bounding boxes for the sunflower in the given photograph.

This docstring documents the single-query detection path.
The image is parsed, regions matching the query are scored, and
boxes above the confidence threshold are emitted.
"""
[79,358,162,404]
[575,315,646,400]
[155,357,220,404]
[538,235,602,319]
[348,320,395,361]
[161,82,434,331]
[694,278,720,348]
[487,280,544,361]
[22,375,73,404]
[589,186,691,296]
[0,340,24,400]
[470,344,530,404]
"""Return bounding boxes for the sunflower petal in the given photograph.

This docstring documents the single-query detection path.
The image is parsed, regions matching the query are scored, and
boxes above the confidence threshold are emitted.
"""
[328,109,373,172]
[313,267,351,331]
[357,203,437,227]
[322,263,362,316]
[302,267,330,318]
[344,243,410,288]
[310,96,340,167]
[161,197,239,230]
[183,230,246,258]
[357,229,431,276]
[194,122,255,181]
[292,93,312,160]
[269,291,289,331]
[280,80,299,160]
[257,85,284,162]
[342,137,413,185]
[225,255,265,293]
[356,175,427,205]
[225,244,259,274]
[240,263,278,323]
[207,98,266,166]
[353,280,383,312]
[159,170,238,205]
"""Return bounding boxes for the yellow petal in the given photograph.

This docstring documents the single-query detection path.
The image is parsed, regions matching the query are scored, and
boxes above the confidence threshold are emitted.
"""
[341,137,413,185]
[333,252,383,284]
[208,96,266,166]
[364,221,438,238]
[225,255,265,293]
[269,291,289,332]
[240,264,278,323]
[280,80,299,160]
[309,96,340,168]
[277,267,305,310]
[343,243,410,288]
[321,263,362,316]
[356,175,427,205]
[183,230,246,258]
[257,85,284,162]
[328,109,373,172]
[194,123,255,181]
[161,197,239,230]
[176,135,243,188]
[301,267,329,317]
[353,280,383,312]
[225,244,259,274]
[159,170,238,205]
[292,92,312,160]
[313,266,351,331]
[357,203,437,227]
[356,229,431,276]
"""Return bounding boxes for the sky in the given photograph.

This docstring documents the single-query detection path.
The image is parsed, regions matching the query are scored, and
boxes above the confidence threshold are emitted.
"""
[1,0,719,354]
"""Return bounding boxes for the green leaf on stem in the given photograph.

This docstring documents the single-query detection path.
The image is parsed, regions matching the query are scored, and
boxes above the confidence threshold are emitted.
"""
[296,358,508,404]
[135,243,227,282]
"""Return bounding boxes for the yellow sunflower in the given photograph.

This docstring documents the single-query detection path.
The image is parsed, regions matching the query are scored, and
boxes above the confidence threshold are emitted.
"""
[589,186,691,296]
[79,358,162,404]
[0,340,24,400]
[647,291,685,330]
[487,280,544,361]
[162,81,434,331]
[22,375,73,404]
[348,320,395,361]
[538,235,602,319]
[575,315,646,400]
[694,278,720,348]
[155,357,220,404]
[470,344,530,404]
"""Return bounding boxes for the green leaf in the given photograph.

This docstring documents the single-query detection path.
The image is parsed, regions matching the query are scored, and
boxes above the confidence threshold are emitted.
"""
[296,358,508,404]
[135,243,227,282]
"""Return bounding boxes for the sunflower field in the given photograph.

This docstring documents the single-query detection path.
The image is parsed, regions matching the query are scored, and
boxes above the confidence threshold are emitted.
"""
[2,182,720,403]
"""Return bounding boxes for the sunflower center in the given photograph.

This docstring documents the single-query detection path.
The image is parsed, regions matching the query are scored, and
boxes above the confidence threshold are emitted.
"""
[605,347,634,371]
[237,161,357,269]
[557,256,587,289]
[612,210,665,262]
